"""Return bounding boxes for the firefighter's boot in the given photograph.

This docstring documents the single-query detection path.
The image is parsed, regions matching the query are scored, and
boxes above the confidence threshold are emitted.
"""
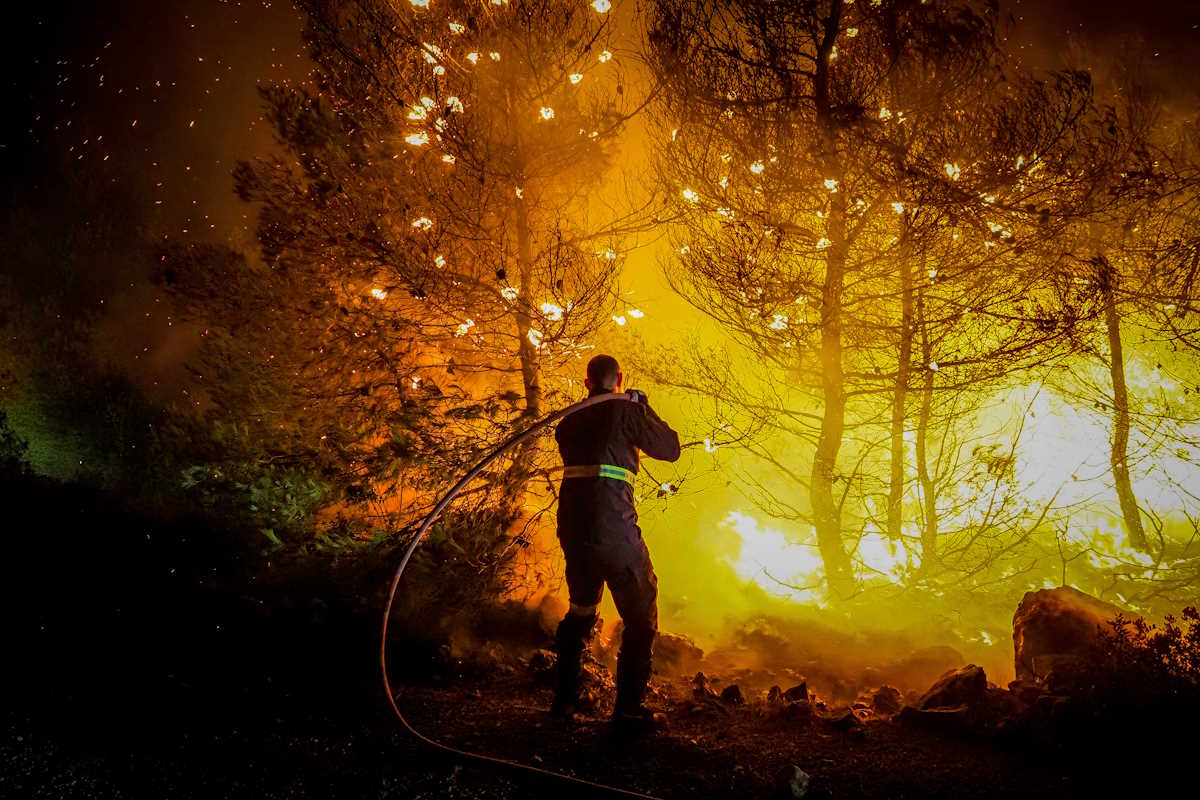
[612,626,661,733]
[551,610,597,718]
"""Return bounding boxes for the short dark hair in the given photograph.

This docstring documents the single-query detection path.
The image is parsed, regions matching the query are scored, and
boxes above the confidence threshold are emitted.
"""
[586,354,621,389]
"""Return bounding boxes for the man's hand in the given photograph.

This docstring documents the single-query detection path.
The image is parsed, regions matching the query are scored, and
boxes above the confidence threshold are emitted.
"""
[625,388,648,405]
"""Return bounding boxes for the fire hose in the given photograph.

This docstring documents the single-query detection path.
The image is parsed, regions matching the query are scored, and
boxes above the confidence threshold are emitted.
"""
[380,390,663,799]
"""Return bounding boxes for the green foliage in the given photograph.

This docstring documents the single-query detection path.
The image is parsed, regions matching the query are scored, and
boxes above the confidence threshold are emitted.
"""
[0,409,30,476]
[387,504,526,639]
[1095,607,1200,692]
[181,462,328,539]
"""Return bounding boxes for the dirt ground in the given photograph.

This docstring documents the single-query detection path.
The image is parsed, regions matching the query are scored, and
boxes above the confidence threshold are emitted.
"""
[6,658,1077,800]
[1,475,1184,799]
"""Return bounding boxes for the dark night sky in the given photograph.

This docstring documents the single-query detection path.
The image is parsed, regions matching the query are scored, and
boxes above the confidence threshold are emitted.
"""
[3,1,1197,247]
[1,0,309,252]
[1,0,1197,396]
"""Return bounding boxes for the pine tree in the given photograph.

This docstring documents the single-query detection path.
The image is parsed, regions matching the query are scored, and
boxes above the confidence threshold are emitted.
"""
[172,0,650,535]
[647,0,1105,591]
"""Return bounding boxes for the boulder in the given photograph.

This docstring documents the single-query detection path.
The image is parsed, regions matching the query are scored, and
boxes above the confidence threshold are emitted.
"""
[783,682,809,703]
[1012,586,1130,683]
[919,664,988,709]
[773,765,811,799]
[871,685,903,715]
[529,649,556,681]
[826,708,864,731]
[720,684,745,705]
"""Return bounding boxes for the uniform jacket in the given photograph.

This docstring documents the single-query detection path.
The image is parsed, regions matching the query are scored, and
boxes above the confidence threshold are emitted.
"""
[555,392,681,564]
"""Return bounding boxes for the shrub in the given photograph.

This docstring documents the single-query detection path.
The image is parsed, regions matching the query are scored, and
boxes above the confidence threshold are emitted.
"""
[0,409,30,476]
[1094,607,1200,698]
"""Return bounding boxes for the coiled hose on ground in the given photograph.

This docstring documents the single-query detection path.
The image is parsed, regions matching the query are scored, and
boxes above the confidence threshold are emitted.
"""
[380,391,663,799]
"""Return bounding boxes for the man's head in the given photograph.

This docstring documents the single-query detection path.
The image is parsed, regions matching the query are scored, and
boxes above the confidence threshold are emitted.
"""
[585,354,623,394]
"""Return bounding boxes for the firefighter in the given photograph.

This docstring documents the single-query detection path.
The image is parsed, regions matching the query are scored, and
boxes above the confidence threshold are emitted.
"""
[550,354,681,730]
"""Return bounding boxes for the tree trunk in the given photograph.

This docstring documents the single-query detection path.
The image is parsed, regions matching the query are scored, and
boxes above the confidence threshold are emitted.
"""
[915,289,938,565]
[499,84,541,516]
[811,205,853,595]
[504,79,542,420]
[1100,260,1148,551]
[887,229,914,540]
[502,190,541,513]
[809,0,853,596]
[512,195,542,418]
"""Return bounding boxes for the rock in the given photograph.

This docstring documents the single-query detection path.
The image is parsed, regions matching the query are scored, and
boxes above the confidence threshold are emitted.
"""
[529,649,555,673]
[721,684,745,705]
[692,671,718,700]
[872,685,903,715]
[783,682,809,703]
[580,654,614,693]
[774,764,811,798]
[827,708,863,731]
[978,686,1024,731]
[1039,655,1094,695]
[768,685,784,704]
[919,664,987,710]
[1007,679,1046,705]
[1012,586,1130,683]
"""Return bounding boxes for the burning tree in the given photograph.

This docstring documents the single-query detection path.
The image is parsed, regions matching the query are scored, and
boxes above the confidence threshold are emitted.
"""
[646,0,1112,593]
[1048,78,1200,556]
[842,10,1101,568]
[168,0,650,541]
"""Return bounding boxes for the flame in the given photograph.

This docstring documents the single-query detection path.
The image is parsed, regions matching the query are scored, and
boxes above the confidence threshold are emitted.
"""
[724,512,824,603]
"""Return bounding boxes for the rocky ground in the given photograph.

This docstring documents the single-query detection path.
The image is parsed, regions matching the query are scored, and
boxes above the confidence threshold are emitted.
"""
[3,648,1074,800]
[2,474,1192,798]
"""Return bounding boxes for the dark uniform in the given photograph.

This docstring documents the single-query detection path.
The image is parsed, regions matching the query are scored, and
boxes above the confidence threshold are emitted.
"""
[552,390,681,716]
